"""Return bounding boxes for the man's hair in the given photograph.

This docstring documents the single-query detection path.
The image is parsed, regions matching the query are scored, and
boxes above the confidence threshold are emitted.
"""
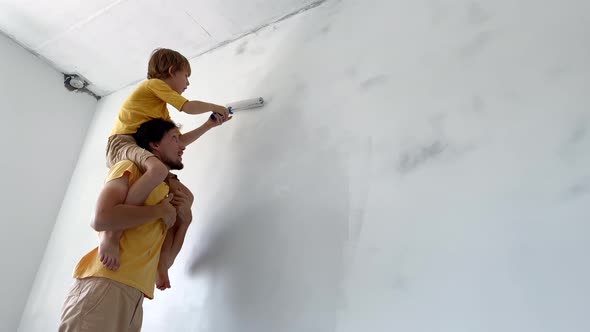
[133,118,178,152]
[147,48,191,80]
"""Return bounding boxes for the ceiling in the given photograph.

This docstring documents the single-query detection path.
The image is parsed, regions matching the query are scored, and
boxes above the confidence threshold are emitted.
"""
[0,0,319,96]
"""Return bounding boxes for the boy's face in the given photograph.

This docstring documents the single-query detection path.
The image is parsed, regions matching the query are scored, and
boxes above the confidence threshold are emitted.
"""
[169,68,190,94]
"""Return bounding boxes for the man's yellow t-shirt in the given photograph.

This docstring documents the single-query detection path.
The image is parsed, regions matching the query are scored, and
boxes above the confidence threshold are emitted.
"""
[110,79,188,136]
[73,160,169,299]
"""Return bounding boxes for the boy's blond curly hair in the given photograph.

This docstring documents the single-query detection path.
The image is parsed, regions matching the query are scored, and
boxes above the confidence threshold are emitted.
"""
[147,48,191,79]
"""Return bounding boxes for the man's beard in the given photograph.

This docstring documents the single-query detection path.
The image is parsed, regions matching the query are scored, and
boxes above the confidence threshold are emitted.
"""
[161,156,184,170]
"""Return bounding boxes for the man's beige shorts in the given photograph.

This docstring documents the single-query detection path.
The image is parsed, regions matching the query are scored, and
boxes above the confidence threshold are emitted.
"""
[106,134,154,172]
[59,277,144,332]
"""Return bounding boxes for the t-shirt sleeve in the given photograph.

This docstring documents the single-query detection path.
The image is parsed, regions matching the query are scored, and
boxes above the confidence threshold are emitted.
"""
[146,79,188,111]
[105,160,141,185]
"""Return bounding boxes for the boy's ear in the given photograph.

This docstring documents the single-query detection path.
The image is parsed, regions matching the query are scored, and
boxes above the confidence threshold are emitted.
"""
[168,66,176,77]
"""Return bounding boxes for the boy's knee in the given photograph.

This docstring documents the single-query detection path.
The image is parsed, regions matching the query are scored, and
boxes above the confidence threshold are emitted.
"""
[146,157,169,179]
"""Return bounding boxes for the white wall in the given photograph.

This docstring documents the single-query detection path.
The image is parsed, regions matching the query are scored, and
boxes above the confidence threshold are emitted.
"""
[19,0,590,331]
[0,33,96,331]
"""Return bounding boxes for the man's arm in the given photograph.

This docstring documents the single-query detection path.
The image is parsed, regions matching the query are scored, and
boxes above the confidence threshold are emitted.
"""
[91,174,176,232]
[180,113,230,146]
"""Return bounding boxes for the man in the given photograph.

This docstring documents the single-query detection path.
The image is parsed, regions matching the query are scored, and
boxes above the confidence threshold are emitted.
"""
[59,118,200,331]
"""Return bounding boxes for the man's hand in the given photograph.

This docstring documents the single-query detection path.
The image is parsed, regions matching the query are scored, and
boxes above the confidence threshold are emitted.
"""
[158,194,177,230]
[207,112,232,128]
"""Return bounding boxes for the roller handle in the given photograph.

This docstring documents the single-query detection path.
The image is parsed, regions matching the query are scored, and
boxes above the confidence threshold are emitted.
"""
[209,107,233,120]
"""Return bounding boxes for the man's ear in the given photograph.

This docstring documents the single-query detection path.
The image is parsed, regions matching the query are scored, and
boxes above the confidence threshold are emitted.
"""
[148,141,159,153]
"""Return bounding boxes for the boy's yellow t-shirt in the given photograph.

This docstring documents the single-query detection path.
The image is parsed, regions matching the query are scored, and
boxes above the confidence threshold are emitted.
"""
[110,79,188,136]
[73,160,169,299]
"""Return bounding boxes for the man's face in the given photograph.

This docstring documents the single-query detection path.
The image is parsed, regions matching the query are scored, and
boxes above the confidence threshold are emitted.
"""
[155,129,185,170]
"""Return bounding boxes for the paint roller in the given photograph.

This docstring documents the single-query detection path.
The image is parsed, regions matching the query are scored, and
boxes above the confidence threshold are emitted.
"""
[210,97,265,120]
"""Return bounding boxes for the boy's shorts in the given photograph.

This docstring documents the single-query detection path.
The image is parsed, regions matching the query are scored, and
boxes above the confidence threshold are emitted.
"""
[106,134,154,172]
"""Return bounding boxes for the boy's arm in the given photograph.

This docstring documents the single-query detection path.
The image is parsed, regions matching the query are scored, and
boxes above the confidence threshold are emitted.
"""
[146,80,228,119]
[182,100,229,119]
[91,175,176,232]
[180,113,231,146]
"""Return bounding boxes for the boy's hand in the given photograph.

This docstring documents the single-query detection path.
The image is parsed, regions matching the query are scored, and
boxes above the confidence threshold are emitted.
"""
[212,105,230,121]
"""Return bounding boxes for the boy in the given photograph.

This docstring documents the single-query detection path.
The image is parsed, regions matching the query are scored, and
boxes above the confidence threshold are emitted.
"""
[99,48,230,270]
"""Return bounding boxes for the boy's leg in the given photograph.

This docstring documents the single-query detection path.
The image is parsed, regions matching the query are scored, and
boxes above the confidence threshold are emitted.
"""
[59,277,144,332]
[98,231,123,270]
[156,226,175,290]
[155,175,192,290]
[156,175,194,290]
[107,134,168,206]
[125,156,168,205]
[101,135,168,270]
[98,157,167,270]
[156,222,191,291]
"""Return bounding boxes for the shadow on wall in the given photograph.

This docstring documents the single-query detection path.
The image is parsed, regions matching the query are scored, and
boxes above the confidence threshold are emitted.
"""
[184,118,350,332]
[183,3,358,332]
